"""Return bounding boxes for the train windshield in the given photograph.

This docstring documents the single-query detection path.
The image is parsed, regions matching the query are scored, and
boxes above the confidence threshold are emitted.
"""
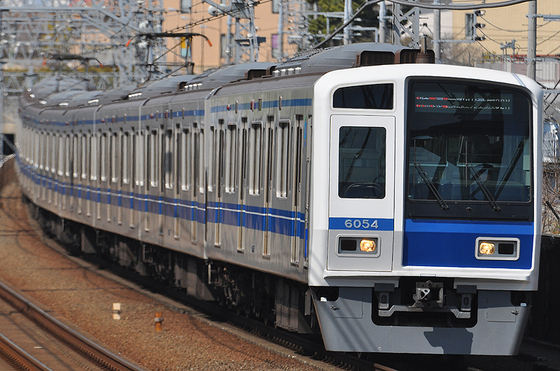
[406,79,532,204]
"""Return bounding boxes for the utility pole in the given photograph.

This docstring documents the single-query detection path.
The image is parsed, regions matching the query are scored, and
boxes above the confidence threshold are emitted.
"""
[343,0,352,44]
[278,0,284,61]
[527,0,537,80]
[379,1,386,44]
[433,0,441,62]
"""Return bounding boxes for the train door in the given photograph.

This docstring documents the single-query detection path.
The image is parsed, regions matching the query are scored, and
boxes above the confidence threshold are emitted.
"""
[162,125,175,241]
[192,124,204,245]
[328,115,395,272]
[173,125,181,240]
[291,116,305,265]
[263,117,274,257]
[238,120,248,251]
[62,132,70,212]
[214,121,224,247]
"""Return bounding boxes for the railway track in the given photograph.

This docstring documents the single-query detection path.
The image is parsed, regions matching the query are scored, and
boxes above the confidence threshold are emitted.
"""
[0,278,147,371]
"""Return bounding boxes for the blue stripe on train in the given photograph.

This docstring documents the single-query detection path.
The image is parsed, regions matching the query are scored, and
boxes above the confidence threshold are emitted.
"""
[403,219,534,269]
[24,170,306,239]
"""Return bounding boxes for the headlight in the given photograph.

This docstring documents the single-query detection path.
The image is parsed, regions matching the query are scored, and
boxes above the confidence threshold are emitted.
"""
[360,239,376,252]
[476,238,519,260]
[479,242,495,255]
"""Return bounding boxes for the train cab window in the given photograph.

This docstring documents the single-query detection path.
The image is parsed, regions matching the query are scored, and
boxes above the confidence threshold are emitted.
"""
[406,79,532,205]
[333,83,393,109]
[338,126,386,199]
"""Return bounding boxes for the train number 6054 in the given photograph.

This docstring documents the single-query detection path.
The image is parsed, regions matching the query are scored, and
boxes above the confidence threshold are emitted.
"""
[344,219,379,229]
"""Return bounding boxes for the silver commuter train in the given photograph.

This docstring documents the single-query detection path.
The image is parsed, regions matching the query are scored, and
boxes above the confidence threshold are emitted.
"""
[16,43,543,355]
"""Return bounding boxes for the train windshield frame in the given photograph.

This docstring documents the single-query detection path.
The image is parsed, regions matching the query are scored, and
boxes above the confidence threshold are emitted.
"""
[405,77,533,220]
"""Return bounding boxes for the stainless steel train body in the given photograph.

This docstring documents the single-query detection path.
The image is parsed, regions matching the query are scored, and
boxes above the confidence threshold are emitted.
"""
[16,43,543,355]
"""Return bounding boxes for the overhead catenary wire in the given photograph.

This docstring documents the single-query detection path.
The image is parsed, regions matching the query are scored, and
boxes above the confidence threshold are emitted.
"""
[312,0,535,50]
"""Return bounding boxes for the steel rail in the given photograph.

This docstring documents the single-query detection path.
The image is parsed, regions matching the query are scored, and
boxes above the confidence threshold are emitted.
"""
[0,331,52,371]
[0,279,147,371]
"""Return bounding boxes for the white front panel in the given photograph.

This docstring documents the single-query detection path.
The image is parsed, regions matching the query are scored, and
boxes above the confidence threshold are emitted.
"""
[328,115,395,271]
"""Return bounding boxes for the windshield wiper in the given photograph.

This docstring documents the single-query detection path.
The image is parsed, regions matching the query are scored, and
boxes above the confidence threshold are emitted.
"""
[468,164,501,212]
[414,163,449,210]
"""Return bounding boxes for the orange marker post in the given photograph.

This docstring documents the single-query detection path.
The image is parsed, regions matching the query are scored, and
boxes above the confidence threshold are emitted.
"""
[155,312,163,331]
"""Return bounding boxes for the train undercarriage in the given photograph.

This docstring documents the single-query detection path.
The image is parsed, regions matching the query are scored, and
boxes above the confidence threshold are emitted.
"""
[24,195,317,335]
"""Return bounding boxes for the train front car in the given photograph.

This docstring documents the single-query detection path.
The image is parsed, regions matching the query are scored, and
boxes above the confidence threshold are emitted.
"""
[310,64,543,355]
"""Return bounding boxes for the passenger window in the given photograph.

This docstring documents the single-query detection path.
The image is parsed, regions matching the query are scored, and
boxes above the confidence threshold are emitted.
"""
[123,132,130,185]
[333,83,393,109]
[276,120,290,198]
[100,132,107,182]
[339,126,386,199]
[248,122,262,195]
[225,124,237,193]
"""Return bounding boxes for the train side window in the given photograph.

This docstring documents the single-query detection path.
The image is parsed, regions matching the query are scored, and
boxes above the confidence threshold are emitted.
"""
[38,131,44,171]
[198,129,205,194]
[50,133,56,174]
[73,135,79,179]
[208,127,216,192]
[111,132,119,184]
[130,132,136,188]
[135,131,144,187]
[65,134,71,178]
[100,132,108,182]
[164,129,173,189]
[90,132,98,181]
[34,130,40,169]
[338,126,386,199]
[333,83,393,110]
[193,128,200,195]
[44,131,49,171]
[149,129,159,188]
[58,134,64,176]
[44,132,50,172]
[180,128,190,191]
[53,134,58,175]
[123,132,130,185]
[249,122,262,195]
[276,120,290,198]
[175,127,181,194]
[81,134,87,181]
[225,124,237,193]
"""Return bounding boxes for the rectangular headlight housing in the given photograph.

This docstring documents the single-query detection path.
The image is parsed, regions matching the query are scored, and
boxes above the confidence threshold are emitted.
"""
[339,237,380,257]
[475,237,520,260]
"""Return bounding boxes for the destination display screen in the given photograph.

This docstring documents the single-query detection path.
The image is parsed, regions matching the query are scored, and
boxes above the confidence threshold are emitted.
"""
[414,93,513,114]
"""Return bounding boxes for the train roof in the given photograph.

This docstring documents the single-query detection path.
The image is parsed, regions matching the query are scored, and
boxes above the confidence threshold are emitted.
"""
[22,43,435,109]
[276,43,414,74]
